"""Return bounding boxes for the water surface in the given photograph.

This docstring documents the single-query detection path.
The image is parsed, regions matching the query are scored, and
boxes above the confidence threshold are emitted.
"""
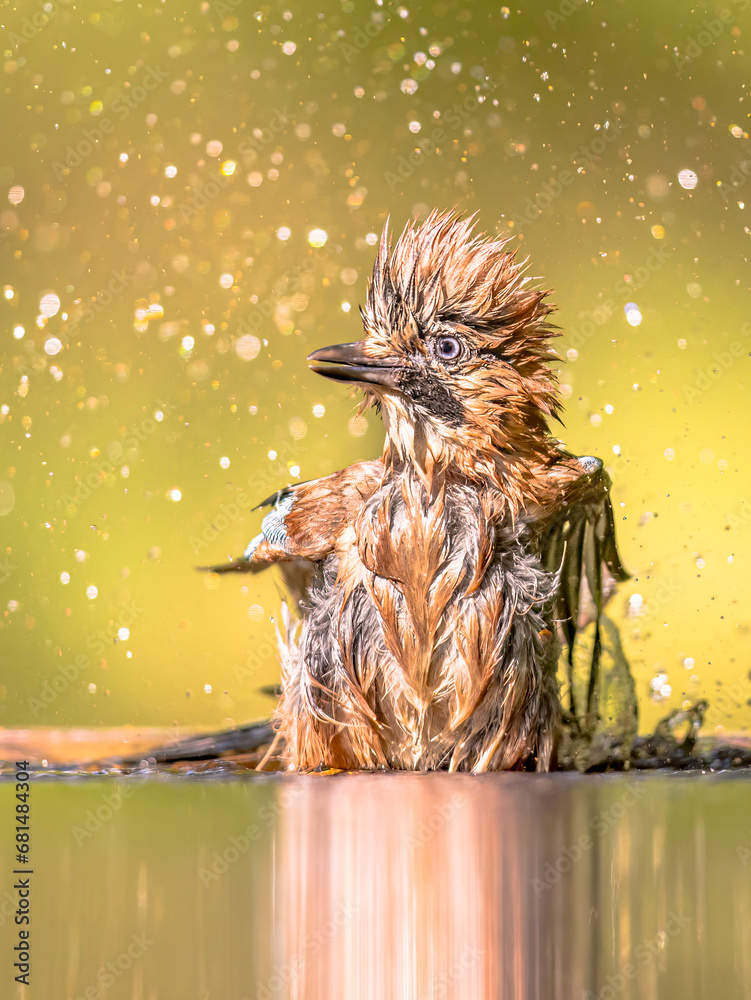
[1,772,748,999]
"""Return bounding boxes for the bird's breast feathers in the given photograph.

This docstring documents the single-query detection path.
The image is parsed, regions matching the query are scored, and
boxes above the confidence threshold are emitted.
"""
[282,467,559,770]
[359,477,548,666]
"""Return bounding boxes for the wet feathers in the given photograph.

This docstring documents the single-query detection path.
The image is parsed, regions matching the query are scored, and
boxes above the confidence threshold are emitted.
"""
[207,211,628,772]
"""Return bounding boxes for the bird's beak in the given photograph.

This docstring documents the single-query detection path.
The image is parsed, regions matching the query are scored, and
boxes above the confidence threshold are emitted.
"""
[307,341,399,389]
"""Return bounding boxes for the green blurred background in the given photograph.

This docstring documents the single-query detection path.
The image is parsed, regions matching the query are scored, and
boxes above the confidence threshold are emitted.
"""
[1,0,749,738]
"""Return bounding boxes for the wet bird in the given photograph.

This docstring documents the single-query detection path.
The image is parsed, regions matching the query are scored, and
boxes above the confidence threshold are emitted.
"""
[205,211,628,772]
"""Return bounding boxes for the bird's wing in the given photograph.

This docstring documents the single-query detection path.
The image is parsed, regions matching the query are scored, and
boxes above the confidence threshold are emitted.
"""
[251,481,313,513]
[536,455,629,726]
[199,459,385,576]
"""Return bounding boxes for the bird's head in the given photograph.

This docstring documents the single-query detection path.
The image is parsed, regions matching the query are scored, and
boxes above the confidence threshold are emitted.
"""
[309,211,562,498]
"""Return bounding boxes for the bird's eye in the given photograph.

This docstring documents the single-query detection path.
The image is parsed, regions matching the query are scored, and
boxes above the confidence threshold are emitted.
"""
[434,336,463,362]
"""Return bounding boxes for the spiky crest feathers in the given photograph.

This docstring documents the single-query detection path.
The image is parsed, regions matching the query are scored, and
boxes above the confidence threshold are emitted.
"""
[361,210,557,359]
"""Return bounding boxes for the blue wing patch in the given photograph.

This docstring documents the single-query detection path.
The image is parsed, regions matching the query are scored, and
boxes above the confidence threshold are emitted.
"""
[243,532,265,560]
[243,492,295,558]
[577,455,603,474]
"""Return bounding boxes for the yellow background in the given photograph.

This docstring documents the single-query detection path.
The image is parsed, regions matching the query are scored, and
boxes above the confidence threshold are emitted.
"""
[1,0,749,738]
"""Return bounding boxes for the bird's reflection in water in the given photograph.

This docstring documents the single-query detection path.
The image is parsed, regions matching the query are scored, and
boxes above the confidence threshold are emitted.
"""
[268,774,569,999]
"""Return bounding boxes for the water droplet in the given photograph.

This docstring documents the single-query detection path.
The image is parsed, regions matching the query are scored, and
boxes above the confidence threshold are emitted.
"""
[307,228,328,248]
[678,169,698,190]
[39,292,61,318]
